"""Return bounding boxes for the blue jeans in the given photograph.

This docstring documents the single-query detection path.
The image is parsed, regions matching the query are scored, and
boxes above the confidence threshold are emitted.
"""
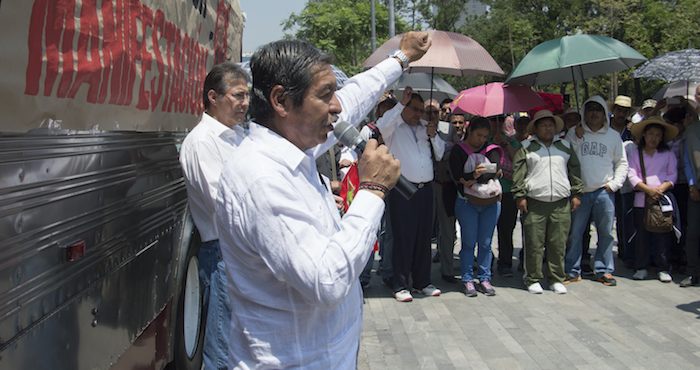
[199,240,231,370]
[454,199,500,282]
[565,189,616,277]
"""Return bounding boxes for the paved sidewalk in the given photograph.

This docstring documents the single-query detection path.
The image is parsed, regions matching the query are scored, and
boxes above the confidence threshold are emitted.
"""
[358,223,700,369]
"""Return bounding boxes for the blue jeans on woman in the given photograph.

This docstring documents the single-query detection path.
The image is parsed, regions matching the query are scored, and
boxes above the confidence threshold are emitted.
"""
[455,199,501,282]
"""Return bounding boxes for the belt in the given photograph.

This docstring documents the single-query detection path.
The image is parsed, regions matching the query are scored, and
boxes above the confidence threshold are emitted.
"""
[411,181,430,189]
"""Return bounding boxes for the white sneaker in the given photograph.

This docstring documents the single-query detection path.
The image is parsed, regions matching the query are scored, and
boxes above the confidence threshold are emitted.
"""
[632,269,648,280]
[394,289,413,302]
[527,282,543,294]
[417,284,441,297]
[551,282,568,294]
[658,271,672,283]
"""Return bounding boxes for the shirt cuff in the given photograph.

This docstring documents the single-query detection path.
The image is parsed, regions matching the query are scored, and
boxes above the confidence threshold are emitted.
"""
[348,189,386,224]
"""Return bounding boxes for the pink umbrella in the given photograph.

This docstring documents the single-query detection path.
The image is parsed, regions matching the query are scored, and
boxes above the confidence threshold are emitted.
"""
[450,83,544,117]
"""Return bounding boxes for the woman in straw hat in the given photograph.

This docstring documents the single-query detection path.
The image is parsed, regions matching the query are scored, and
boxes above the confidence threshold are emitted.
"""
[627,116,679,282]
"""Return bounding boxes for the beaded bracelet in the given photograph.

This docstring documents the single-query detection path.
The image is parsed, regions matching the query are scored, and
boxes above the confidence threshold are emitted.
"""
[359,181,389,195]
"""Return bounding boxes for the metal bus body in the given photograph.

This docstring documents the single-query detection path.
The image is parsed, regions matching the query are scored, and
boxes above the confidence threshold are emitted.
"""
[0,1,243,369]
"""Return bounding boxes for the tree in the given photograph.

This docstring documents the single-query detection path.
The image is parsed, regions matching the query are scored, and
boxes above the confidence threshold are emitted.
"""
[283,0,408,75]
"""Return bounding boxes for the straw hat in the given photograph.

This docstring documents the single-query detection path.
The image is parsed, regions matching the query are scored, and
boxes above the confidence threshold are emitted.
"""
[641,99,657,110]
[613,95,632,108]
[527,109,564,133]
[630,116,679,141]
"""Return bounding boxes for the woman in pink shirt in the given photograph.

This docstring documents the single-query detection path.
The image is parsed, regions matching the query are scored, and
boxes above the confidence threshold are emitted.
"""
[627,117,679,282]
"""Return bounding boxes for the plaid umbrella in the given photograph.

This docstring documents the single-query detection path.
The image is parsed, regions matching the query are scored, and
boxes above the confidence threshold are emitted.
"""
[632,49,700,81]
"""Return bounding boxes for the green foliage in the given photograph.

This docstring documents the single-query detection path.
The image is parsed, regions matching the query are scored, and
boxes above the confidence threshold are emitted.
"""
[460,0,700,104]
[284,0,700,104]
[283,0,408,75]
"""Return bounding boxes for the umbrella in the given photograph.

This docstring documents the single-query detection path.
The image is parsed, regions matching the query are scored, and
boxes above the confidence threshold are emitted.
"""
[363,30,504,77]
[391,73,459,103]
[506,34,647,108]
[238,60,350,88]
[653,80,700,101]
[632,49,700,82]
[450,82,544,117]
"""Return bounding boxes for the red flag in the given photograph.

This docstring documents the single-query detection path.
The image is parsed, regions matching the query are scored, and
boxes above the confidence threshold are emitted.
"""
[339,163,378,251]
[339,163,359,213]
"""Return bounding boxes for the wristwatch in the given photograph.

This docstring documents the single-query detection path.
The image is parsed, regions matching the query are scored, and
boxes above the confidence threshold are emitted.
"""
[390,49,410,69]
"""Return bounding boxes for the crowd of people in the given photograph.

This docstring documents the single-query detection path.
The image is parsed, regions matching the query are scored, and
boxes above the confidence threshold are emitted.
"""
[349,88,700,299]
[176,31,700,368]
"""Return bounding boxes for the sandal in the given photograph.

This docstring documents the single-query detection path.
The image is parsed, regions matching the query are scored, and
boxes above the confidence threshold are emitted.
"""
[596,273,617,286]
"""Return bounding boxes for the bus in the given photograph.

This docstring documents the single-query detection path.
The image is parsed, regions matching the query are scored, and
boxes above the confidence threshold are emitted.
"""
[0,1,243,369]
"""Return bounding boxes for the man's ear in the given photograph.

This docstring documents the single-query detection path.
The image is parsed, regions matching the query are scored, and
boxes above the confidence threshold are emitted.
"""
[207,89,217,107]
[269,85,289,118]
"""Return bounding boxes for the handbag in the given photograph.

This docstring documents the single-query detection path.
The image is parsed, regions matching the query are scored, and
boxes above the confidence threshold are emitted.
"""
[638,148,673,233]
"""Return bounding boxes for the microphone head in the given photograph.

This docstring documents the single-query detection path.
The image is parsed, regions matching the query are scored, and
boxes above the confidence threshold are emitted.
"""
[333,121,363,147]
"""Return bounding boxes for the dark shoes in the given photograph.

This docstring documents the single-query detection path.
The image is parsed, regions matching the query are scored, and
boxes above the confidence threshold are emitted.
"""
[680,275,699,287]
[463,281,477,297]
[477,281,496,296]
[596,273,617,286]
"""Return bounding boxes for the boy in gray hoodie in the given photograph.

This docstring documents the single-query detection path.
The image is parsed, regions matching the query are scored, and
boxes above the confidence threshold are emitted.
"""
[564,96,629,286]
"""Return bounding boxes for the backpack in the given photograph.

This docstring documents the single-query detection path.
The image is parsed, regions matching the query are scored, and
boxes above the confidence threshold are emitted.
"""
[456,142,503,200]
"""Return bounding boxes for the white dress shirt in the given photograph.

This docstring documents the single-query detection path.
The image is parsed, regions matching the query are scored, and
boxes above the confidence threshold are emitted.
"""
[179,113,245,242]
[217,123,384,369]
[375,103,446,183]
[216,58,402,369]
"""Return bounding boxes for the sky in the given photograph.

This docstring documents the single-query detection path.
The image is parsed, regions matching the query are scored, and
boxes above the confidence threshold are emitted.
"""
[239,0,307,55]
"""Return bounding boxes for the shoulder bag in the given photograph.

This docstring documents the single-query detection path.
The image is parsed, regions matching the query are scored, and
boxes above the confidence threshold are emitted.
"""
[638,148,673,233]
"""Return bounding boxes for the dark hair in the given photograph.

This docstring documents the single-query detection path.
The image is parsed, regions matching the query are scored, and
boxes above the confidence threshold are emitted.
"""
[440,98,453,106]
[409,93,424,105]
[202,62,250,110]
[467,116,490,134]
[249,40,333,123]
[638,123,670,152]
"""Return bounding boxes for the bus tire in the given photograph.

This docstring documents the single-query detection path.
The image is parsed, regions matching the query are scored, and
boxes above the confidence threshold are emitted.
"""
[168,241,206,370]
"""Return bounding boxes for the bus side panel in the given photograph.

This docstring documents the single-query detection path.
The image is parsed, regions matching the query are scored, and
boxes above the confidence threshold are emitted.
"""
[0,132,187,370]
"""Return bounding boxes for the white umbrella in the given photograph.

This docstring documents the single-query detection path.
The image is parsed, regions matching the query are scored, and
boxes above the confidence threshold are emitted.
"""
[391,73,459,103]
[653,80,700,101]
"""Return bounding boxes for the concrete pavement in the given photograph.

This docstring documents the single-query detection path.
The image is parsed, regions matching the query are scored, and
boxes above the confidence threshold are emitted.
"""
[357,221,700,369]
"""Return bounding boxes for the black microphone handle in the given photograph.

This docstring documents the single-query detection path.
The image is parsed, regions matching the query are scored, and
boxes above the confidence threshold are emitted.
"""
[351,141,418,200]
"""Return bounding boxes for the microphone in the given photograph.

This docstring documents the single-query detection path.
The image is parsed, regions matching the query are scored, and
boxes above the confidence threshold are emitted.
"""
[333,121,418,200]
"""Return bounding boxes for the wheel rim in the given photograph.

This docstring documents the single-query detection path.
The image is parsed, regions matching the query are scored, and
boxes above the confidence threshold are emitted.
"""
[183,257,201,358]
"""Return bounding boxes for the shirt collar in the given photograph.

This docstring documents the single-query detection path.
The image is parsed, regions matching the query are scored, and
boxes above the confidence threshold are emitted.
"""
[248,121,309,171]
[533,135,562,146]
[200,112,232,135]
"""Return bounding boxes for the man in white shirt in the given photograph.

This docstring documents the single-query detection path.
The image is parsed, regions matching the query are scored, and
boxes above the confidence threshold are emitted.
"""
[216,33,431,369]
[179,62,250,369]
[376,88,446,302]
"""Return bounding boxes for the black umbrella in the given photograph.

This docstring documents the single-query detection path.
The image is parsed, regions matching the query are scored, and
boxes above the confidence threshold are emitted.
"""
[633,48,700,82]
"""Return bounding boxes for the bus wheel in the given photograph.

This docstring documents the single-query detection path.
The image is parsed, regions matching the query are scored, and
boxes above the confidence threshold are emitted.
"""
[169,244,205,370]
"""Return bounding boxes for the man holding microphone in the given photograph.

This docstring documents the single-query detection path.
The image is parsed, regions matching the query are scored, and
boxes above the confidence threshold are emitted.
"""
[215,32,431,368]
